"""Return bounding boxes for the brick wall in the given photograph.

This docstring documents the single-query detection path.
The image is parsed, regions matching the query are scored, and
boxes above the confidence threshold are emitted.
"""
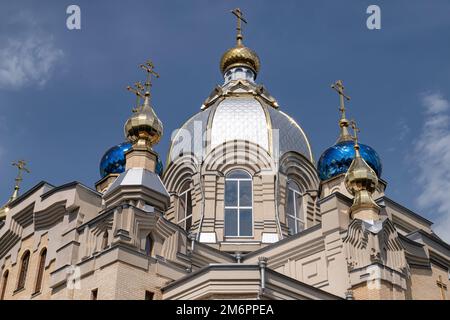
[408,264,449,300]
[1,233,52,300]
[352,280,406,300]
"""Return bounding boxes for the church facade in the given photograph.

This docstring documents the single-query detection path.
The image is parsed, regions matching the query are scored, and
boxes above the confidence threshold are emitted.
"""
[0,9,449,300]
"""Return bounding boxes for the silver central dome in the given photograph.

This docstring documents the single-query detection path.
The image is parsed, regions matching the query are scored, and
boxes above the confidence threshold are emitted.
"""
[211,97,269,151]
[167,77,313,166]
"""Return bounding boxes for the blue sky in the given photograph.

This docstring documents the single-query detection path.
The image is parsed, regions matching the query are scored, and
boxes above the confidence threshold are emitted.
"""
[1,1,450,240]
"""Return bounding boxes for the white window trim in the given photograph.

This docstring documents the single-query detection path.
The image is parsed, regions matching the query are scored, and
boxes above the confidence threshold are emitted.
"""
[224,172,254,238]
[178,186,193,230]
[286,183,305,235]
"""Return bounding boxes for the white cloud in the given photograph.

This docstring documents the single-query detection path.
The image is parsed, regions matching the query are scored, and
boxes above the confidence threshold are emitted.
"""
[0,34,63,89]
[396,118,411,141]
[422,93,450,114]
[414,92,450,242]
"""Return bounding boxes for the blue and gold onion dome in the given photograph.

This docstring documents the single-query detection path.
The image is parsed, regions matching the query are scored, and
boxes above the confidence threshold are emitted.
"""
[100,142,163,178]
[317,140,382,181]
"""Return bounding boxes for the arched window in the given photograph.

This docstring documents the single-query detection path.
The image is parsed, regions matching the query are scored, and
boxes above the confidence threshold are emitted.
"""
[177,181,192,231]
[34,248,47,294]
[1,270,9,300]
[17,251,30,290]
[286,180,304,235]
[145,233,154,256]
[101,230,109,250]
[224,170,253,237]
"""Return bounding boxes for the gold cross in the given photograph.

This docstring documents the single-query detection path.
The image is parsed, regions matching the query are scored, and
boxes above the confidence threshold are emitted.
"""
[331,80,351,121]
[437,275,447,300]
[350,119,360,145]
[231,8,247,45]
[126,82,145,112]
[10,160,30,202]
[134,81,144,92]
[12,160,30,182]
[140,60,160,92]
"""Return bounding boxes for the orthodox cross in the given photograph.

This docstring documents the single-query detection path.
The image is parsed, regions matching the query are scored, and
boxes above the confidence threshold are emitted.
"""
[231,8,247,45]
[12,160,30,185]
[10,160,30,201]
[140,60,160,92]
[331,80,351,121]
[350,119,360,145]
[437,275,447,300]
[126,82,145,113]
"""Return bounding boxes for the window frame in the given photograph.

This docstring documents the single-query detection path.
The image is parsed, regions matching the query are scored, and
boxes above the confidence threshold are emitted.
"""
[34,248,47,294]
[144,233,154,257]
[1,270,8,300]
[16,250,30,291]
[224,169,254,238]
[286,180,305,235]
[101,230,109,250]
[177,181,193,231]
[91,288,98,300]
[145,290,155,300]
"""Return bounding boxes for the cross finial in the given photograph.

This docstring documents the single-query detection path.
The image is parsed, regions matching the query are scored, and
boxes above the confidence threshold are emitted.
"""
[231,8,247,46]
[126,82,145,113]
[126,60,159,114]
[12,160,30,180]
[10,160,30,202]
[140,60,160,93]
[331,80,351,121]
[350,119,360,152]
[331,80,353,142]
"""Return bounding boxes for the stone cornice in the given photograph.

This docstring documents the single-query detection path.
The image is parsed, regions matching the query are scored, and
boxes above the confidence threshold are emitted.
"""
[161,263,341,300]
[317,191,352,206]
[7,181,53,208]
[41,181,101,201]
[241,223,322,261]
[383,197,433,226]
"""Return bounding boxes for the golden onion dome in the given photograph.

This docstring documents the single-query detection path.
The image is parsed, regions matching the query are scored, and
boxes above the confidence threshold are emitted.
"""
[220,44,261,76]
[344,120,378,197]
[344,144,378,195]
[344,142,380,216]
[220,8,261,76]
[124,92,163,148]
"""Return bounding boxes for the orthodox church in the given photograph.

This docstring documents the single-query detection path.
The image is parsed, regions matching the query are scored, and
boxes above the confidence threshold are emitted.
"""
[0,9,449,300]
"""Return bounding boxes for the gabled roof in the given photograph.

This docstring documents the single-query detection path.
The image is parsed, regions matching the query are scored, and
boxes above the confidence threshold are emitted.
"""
[5,180,101,210]
[382,197,433,226]
[40,181,101,200]
[6,181,54,208]
[161,263,341,300]
[407,229,450,252]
